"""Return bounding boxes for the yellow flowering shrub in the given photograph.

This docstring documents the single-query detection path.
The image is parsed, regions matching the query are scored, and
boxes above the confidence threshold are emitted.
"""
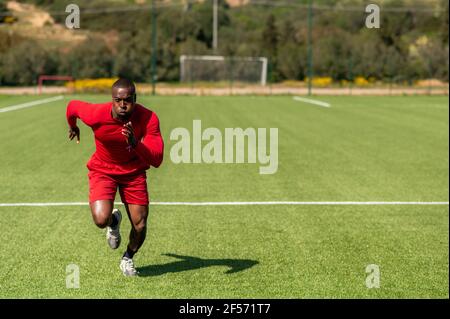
[66,78,118,93]
[304,77,333,87]
[354,76,369,86]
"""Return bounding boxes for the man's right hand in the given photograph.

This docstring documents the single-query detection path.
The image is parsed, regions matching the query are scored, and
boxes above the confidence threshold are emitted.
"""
[69,126,80,144]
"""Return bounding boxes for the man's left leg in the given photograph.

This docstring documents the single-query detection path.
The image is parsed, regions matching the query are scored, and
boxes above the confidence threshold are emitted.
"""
[117,171,149,276]
[120,204,148,276]
[125,203,149,257]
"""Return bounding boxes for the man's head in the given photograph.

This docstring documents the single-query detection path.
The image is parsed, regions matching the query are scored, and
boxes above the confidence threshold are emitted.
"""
[111,78,136,120]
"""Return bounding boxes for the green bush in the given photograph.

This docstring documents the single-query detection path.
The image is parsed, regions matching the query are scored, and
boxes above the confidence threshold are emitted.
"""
[1,41,59,85]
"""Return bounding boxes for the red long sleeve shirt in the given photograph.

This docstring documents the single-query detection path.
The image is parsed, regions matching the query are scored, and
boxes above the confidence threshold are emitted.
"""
[66,100,164,176]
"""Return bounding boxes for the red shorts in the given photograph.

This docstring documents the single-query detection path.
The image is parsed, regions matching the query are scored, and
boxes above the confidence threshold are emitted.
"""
[88,170,149,205]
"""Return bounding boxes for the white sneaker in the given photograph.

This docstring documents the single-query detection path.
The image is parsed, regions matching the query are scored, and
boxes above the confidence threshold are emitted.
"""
[106,209,122,249]
[120,257,139,277]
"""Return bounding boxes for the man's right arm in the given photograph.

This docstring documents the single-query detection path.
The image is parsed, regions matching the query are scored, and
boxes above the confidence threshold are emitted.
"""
[66,100,97,128]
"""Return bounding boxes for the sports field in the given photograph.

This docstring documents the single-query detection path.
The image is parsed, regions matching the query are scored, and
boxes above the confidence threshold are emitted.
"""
[0,94,448,298]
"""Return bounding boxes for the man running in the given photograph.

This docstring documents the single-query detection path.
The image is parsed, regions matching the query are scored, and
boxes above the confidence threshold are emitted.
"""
[66,78,164,276]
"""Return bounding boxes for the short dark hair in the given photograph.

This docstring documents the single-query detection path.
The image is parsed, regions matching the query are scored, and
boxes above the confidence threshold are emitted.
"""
[112,78,136,94]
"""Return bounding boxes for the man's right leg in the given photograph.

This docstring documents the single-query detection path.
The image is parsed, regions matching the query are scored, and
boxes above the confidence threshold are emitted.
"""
[89,200,114,229]
[88,170,122,249]
[89,200,123,249]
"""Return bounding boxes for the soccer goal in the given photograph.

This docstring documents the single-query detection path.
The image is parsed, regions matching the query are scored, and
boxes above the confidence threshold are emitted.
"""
[37,75,74,94]
[180,55,268,85]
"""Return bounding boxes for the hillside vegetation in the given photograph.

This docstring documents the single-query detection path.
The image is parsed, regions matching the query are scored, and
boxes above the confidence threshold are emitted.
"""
[0,0,448,85]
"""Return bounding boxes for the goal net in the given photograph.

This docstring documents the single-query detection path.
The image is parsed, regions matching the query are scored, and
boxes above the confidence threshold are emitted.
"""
[180,55,268,85]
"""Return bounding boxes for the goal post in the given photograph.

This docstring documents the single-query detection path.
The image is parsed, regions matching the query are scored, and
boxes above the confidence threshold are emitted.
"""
[180,55,268,86]
[38,75,74,94]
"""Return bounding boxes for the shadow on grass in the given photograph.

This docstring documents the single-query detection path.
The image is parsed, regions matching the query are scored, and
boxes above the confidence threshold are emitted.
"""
[137,253,259,277]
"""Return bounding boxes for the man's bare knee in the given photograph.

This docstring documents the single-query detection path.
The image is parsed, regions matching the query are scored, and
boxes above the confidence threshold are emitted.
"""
[92,209,111,228]
[133,220,147,234]
[90,200,113,228]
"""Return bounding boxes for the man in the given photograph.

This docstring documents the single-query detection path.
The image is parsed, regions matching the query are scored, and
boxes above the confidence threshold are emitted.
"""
[66,78,164,276]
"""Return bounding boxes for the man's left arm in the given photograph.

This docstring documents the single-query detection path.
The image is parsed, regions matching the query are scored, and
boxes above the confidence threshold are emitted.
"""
[132,113,164,168]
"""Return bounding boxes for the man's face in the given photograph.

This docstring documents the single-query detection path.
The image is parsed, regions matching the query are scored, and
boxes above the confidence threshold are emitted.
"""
[112,87,136,120]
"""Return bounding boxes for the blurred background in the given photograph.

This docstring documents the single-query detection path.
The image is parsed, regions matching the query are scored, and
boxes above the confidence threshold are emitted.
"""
[0,0,448,95]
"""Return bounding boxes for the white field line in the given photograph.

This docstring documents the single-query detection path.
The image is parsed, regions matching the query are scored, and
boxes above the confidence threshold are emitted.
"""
[0,201,448,207]
[0,96,64,113]
[293,96,331,108]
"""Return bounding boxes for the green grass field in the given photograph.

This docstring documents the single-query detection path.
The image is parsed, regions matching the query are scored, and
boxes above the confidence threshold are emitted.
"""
[0,94,448,298]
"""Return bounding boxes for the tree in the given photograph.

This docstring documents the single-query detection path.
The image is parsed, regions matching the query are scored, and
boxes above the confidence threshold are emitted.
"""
[412,37,449,81]
[59,37,114,79]
[440,0,449,44]
[191,0,230,49]
[1,41,58,85]
[261,14,279,81]
[280,20,296,44]
[0,30,24,53]
[277,42,306,80]
[113,31,152,83]
[0,0,10,23]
